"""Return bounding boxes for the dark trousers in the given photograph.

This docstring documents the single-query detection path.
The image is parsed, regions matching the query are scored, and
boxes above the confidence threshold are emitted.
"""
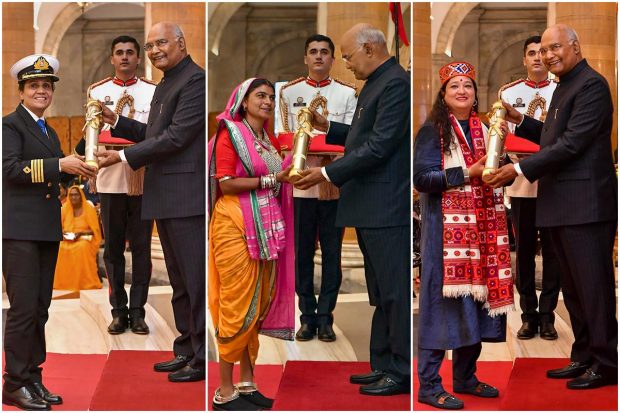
[294,198,343,326]
[547,221,618,375]
[511,197,561,323]
[417,343,482,397]
[156,215,205,370]
[100,193,153,318]
[2,239,59,392]
[356,226,411,383]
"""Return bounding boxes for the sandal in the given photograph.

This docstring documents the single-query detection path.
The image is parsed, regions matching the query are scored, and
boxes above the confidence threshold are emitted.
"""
[212,387,263,411]
[418,391,464,410]
[237,381,274,409]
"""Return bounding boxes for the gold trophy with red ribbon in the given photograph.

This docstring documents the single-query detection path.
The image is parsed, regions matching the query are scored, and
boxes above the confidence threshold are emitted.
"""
[288,107,316,183]
[83,95,103,169]
[482,101,507,183]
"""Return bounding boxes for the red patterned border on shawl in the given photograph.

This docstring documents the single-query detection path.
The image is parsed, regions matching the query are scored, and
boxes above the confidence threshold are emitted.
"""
[440,114,514,315]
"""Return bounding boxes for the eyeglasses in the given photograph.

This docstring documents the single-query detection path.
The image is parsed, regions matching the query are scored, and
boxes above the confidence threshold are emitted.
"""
[144,37,179,52]
[342,45,363,63]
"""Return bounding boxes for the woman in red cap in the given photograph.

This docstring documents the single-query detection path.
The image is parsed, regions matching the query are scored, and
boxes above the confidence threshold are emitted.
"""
[413,62,514,409]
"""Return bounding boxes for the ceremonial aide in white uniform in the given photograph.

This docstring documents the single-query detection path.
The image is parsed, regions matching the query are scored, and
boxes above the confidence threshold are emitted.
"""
[279,76,357,198]
[89,76,156,193]
[499,78,556,197]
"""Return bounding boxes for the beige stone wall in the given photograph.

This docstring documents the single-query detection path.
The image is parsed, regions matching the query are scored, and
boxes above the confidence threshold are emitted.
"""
[50,17,144,117]
[208,3,317,116]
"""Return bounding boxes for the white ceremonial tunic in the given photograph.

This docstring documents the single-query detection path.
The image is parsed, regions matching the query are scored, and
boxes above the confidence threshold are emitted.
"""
[89,77,156,193]
[499,78,557,198]
[279,77,357,198]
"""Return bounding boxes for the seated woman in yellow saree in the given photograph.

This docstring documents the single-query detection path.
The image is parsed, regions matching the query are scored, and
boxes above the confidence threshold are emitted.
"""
[53,185,102,291]
[208,78,295,411]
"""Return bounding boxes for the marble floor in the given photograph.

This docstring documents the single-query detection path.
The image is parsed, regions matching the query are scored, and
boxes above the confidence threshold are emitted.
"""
[208,292,376,365]
[2,282,178,354]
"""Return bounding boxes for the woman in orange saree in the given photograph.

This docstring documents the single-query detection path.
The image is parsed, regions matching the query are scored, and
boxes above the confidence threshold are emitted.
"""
[53,185,102,291]
[208,78,295,411]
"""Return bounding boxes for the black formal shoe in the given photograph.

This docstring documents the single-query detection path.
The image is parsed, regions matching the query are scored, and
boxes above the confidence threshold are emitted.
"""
[567,369,617,390]
[359,376,409,396]
[239,390,273,409]
[29,382,63,405]
[318,324,336,342]
[547,361,591,379]
[517,321,538,340]
[418,391,464,410]
[168,365,205,382]
[154,354,192,372]
[129,317,150,335]
[2,386,50,410]
[454,382,499,398]
[540,322,558,340]
[107,316,129,334]
[350,370,385,385]
[295,323,316,341]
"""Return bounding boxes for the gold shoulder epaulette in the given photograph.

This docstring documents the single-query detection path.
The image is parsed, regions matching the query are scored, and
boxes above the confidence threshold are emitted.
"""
[334,78,357,92]
[498,78,525,99]
[280,77,305,92]
[88,77,113,91]
[140,77,158,86]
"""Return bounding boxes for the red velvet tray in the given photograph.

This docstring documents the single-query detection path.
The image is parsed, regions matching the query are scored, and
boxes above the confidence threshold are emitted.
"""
[98,130,133,146]
[505,133,539,154]
[277,132,344,154]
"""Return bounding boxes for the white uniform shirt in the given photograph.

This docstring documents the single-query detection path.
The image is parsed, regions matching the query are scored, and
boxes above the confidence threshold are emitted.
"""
[279,77,357,198]
[89,77,156,193]
[499,78,557,198]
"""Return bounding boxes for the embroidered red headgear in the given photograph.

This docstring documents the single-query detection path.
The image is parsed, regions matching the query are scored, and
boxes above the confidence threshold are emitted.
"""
[439,61,476,85]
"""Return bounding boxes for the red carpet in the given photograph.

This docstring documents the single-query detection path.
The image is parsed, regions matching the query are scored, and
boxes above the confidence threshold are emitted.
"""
[89,350,205,411]
[2,353,107,411]
[500,358,618,411]
[207,361,283,410]
[413,358,513,411]
[273,361,410,411]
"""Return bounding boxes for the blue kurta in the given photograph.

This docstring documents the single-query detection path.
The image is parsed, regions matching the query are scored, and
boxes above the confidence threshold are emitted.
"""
[413,120,506,350]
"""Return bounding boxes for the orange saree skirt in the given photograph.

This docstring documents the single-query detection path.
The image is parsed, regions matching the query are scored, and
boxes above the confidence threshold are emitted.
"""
[208,195,276,364]
[53,215,102,291]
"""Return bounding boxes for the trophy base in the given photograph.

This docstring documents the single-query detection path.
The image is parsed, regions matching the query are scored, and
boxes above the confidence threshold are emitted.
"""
[481,168,495,183]
[288,170,302,184]
[86,160,99,170]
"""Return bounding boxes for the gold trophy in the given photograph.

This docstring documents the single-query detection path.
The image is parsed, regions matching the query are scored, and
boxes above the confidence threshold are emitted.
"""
[82,96,103,169]
[288,107,316,183]
[482,101,507,183]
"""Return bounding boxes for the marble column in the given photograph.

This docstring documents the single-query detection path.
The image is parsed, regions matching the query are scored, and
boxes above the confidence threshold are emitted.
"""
[2,3,34,116]
[145,3,206,82]
[319,2,390,93]
[551,3,617,156]
[413,2,431,134]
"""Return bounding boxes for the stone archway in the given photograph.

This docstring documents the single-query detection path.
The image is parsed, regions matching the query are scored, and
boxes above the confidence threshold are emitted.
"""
[479,31,542,88]
[434,2,479,55]
[43,3,145,57]
[250,31,311,76]
[208,2,245,56]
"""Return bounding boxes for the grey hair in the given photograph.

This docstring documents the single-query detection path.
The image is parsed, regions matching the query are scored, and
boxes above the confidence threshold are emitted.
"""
[173,24,185,39]
[355,27,386,46]
[566,26,579,43]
